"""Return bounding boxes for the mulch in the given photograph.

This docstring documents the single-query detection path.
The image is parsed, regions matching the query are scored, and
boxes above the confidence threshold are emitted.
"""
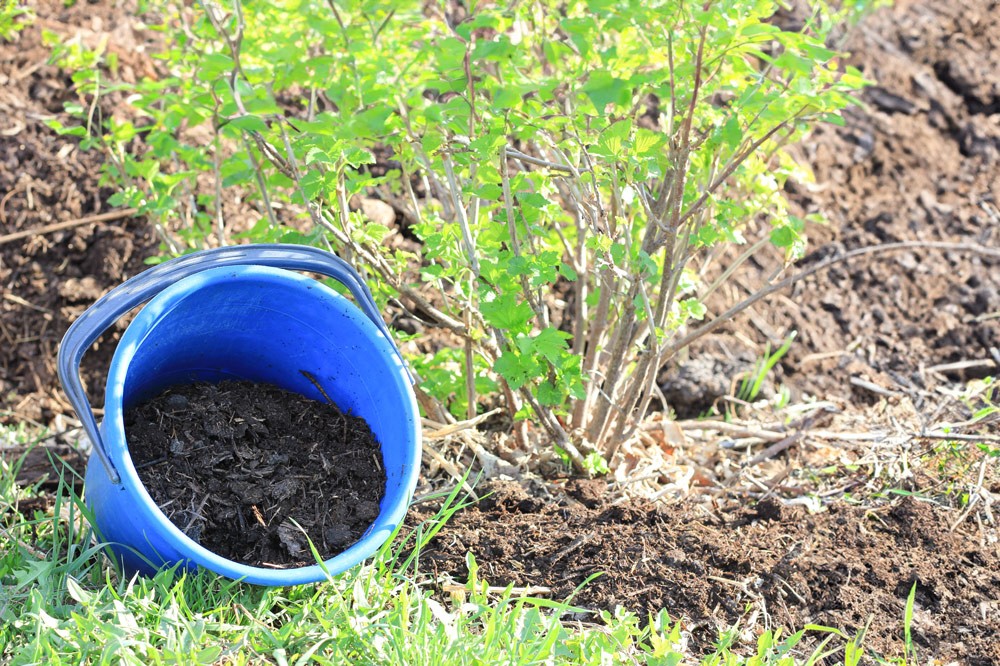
[126,380,386,568]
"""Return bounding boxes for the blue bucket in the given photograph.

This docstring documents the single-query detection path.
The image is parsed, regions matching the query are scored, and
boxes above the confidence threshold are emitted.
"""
[58,245,420,585]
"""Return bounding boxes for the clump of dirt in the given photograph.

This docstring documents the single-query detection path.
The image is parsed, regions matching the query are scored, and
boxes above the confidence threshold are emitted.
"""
[414,481,1000,663]
[125,380,386,568]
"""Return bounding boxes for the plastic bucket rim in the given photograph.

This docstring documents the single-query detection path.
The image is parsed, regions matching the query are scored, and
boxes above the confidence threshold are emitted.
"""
[101,264,420,585]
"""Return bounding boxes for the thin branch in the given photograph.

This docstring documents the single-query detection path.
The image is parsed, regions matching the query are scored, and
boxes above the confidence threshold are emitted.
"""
[501,146,548,329]
[0,208,138,246]
[241,135,279,228]
[675,118,794,230]
[277,122,325,232]
[211,122,227,246]
[664,240,1000,358]
[442,154,480,276]
[506,147,579,173]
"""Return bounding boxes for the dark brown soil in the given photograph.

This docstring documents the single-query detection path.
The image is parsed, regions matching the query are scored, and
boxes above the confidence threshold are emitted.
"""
[669,0,1000,414]
[1,0,160,425]
[780,0,1000,398]
[8,442,87,493]
[414,481,1000,664]
[125,380,386,568]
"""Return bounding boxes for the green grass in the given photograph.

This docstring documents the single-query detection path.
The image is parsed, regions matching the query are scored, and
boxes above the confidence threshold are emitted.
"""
[2,428,900,665]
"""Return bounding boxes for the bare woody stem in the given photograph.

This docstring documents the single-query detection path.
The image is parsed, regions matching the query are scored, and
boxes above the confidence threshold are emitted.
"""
[663,240,1000,360]
[588,25,709,448]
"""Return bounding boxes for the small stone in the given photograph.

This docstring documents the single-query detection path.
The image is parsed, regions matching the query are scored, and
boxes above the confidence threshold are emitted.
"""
[234,444,256,460]
[56,277,102,303]
[266,453,289,466]
[169,439,185,455]
[277,520,306,557]
[359,197,396,227]
[354,501,379,522]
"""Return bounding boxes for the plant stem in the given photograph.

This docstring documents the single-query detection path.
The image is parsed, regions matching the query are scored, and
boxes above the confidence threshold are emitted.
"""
[666,240,1000,361]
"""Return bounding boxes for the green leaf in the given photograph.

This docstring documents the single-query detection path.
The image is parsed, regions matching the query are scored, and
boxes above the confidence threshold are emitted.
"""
[770,226,796,248]
[65,576,92,604]
[634,129,664,156]
[682,298,706,321]
[582,70,631,113]
[197,52,234,79]
[494,351,533,390]
[480,293,534,331]
[523,327,571,365]
[722,116,742,149]
[537,380,563,406]
[493,85,523,109]
[582,451,609,475]
[473,183,503,200]
[773,51,814,76]
[225,115,269,133]
[801,42,838,63]
[472,38,513,62]
[197,646,223,664]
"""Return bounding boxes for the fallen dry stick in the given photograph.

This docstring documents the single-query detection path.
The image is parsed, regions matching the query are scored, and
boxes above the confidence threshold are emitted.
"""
[441,583,553,596]
[0,208,138,246]
[423,407,503,441]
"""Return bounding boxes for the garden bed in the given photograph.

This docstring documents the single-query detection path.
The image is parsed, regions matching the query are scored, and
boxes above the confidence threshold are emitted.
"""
[2,0,998,662]
[411,480,999,663]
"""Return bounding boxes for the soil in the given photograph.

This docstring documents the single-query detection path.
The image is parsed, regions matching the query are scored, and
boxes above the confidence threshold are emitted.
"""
[125,380,386,568]
[663,0,1000,416]
[414,481,1000,664]
[1,0,161,425]
[776,0,1000,400]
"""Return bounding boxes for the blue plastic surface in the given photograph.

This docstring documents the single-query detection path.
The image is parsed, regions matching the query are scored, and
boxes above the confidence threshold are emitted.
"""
[64,253,419,586]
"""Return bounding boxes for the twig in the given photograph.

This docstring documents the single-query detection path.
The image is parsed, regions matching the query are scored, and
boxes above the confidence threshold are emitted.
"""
[849,377,899,398]
[665,240,1000,358]
[3,293,53,314]
[211,126,227,246]
[745,430,806,467]
[950,457,989,532]
[548,532,595,565]
[421,442,478,501]
[505,147,579,173]
[665,419,787,440]
[442,154,479,277]
[926,358,999,374]
[0,208,138,246]
[241,136,279,228]
[441,583,552,596]
[299,370,340,410]
[0,525,46,560]
[917,432,1000,443]
[133,456,168,470]
[423,408,502,441]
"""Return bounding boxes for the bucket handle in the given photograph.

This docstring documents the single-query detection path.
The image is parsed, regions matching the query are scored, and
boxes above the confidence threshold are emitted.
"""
[58,244,410,485]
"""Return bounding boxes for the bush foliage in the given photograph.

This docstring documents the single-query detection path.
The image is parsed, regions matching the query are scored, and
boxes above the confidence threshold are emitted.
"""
[51,0,876,466]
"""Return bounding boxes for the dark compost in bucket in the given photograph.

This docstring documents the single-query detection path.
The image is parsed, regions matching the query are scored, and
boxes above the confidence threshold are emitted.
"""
[125,379,386,568]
